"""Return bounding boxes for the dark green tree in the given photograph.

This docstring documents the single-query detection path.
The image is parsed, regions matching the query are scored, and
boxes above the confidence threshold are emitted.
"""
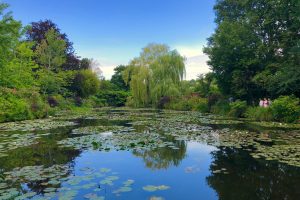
[110,65,129,91]
[205,0,300,101]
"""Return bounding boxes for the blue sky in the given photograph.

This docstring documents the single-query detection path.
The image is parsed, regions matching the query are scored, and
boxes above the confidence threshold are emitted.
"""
[4,0,216,79]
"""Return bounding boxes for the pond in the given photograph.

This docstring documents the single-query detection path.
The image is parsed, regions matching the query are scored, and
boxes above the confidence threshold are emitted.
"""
[0,108,299,200]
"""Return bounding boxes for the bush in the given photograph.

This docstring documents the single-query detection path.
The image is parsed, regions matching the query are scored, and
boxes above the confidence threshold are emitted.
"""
[96,91,129,107]
[164,97,209,112]
[125,96,135,108]
[165,98,193,111]
[0,94,32,122]
[270,96,300,123]
[72,69,100,98]
[245,107,273,121]
[28,92,49,119]
[188,97,209,113]
[211,100,231,115]
[48,95,74,109]
[0,88,51,122]
[228,100,247,118]
[207,93,223,111]
[157,96,171,109]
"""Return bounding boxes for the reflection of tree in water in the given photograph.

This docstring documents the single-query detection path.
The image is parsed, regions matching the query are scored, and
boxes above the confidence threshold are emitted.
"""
[207,147,300,200]
[132,135,187,170]
[0,127,80,195]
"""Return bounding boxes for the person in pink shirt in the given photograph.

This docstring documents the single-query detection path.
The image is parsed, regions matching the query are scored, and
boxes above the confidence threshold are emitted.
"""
[263,98,268,107]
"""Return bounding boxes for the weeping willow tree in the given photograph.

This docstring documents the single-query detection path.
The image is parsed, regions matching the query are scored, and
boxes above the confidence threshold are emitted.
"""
[123,43,186,107]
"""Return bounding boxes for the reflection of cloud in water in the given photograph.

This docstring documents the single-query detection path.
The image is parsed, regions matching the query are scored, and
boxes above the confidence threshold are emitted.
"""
[101,131,113,137]
[187,142,218,153]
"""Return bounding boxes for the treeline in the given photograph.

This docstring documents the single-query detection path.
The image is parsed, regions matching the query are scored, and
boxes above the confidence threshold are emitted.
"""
[120,0,300,123]
[0,3,129,122]
[1,1,299,123]
[199,0,300,122]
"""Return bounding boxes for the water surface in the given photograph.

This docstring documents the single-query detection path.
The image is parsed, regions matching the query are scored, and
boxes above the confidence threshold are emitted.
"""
[0,109,299,200]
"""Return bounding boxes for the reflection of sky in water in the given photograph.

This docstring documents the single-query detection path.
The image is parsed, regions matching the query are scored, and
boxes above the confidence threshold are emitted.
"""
[68,142,218,200]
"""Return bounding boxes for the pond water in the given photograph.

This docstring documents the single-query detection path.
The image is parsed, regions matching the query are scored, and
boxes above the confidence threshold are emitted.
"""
[0,108,299,200]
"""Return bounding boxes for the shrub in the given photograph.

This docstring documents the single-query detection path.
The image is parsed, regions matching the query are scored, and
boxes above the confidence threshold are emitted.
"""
[28,92,49,118]
[157,96,171,109]
[207,93,223,111]
[211,100,231,115]
[72,69,100,98]
[188,97,209,113]
[48,95,74,109]
[0,94,32,122]
[96,90,129,107]
[174,101,193,111]
[125,96,135,107]
[165,98,192,111]
[74,96,83,106]
[245,107,273,121]
[228,100,247,118]
[270,96,300,123]
[0,88,51,122]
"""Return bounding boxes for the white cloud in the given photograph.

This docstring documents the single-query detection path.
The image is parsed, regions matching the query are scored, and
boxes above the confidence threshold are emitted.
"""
[185,54,210,80]
[175,44,211,80]
[100,65,116,80]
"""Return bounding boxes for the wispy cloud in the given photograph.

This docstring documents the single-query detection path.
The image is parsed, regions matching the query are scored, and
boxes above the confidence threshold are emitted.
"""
[175,44,211,80]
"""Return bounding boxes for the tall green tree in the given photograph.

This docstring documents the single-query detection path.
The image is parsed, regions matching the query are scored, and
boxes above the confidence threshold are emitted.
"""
[72,69,100,98]
[26,19,81,71]
[0,3,21,67]
[35,28,66,72]
[110,65,129,91]
[205,0,300,101]
[123,44,185,107]
[0,3,37,89]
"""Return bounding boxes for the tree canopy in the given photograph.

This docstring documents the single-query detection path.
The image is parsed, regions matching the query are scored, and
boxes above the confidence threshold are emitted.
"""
[204,0,300,102]
[123,44,185,107]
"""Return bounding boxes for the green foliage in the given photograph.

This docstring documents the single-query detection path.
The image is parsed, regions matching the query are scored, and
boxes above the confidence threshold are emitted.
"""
[72,69,100,98]
[228,100,247,118]
[194,98,209,113]
[0,94,31,122]
[245,107,274,122]
[35,28,66,71]
[26,91,49,119]
[270,96,300,123]
[96,91,130,107]
[196,73,219,97]
[0,3,22,67]
[111,65,129,91]
[124,44,185,107]
[0,41,38,89]
[205,0,300,100]
[165,97,209,112]
[0,88,49,122]
[37,69,69,95]
[166,99,193,111]
[211,100,231,116]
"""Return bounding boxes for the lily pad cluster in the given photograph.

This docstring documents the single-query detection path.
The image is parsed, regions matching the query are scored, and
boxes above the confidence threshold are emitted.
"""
[0,164,137,199]
[0,164,70,199]
[0,132,41,157]
[0,119,76,132]
[71,125,124,135]
[143,185,170,192]
[58,126,168,151]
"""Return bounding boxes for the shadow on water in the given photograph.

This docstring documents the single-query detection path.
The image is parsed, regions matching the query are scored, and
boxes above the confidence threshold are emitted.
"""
[207,147,300,200]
